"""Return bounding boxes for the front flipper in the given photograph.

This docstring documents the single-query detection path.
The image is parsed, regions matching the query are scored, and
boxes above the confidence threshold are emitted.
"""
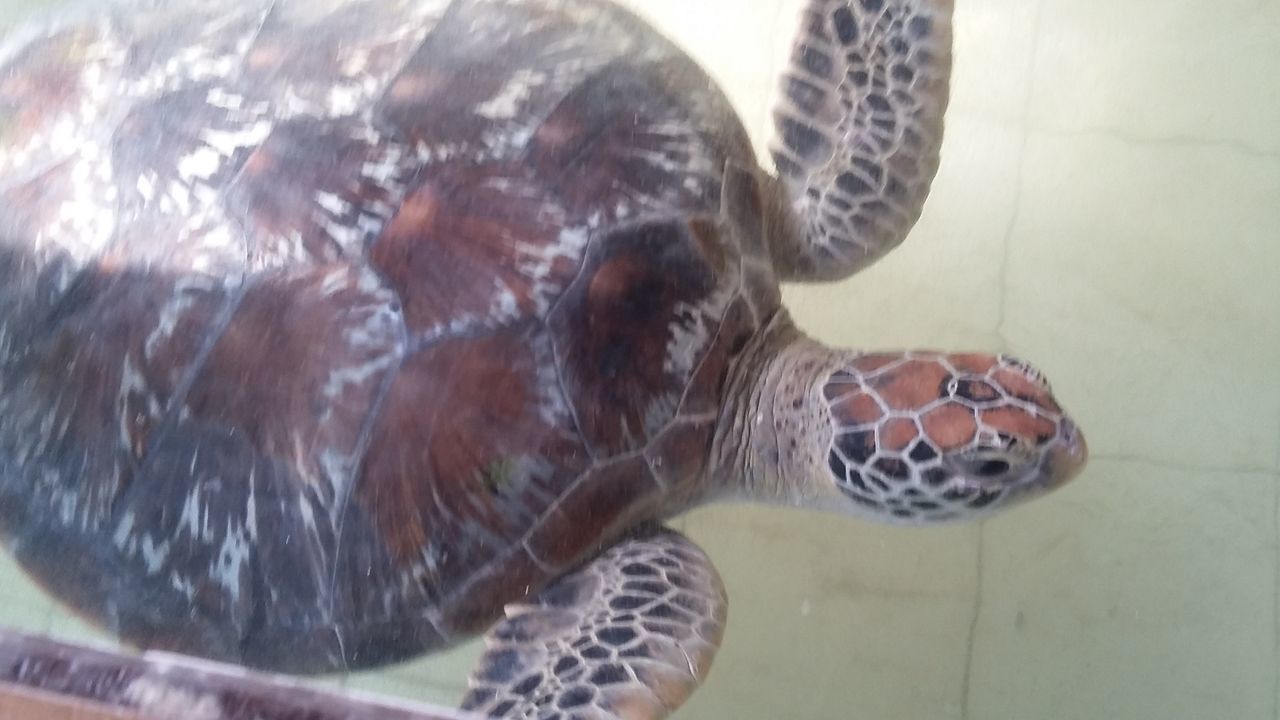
[461,527,727,719]
[769,0,954,281]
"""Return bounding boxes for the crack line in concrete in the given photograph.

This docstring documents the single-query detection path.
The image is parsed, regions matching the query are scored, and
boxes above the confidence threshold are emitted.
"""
[967,2,1046,715]
[1029,124,1280,162]
[960,522,985,720]
[1091,452,1275,477]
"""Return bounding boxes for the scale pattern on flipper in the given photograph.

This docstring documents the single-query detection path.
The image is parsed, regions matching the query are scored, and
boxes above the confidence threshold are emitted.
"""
[769,0,953,281]
[462,528,726,720]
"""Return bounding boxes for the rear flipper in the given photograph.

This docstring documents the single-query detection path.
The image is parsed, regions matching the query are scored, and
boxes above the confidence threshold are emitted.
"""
[769,0,954,281]
[461,527,727,719]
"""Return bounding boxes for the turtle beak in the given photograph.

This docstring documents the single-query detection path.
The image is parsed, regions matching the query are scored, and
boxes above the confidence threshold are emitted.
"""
[1044,418,1088,490]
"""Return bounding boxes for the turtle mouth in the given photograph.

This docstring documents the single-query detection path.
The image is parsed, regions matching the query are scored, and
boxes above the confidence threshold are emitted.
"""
[975,420,1087,495]
[1042,418,1088,488]
[943,418,1087,504]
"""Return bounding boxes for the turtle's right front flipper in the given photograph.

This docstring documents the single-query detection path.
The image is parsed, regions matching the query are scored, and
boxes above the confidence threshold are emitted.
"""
[769,0,954,281]
[461,527,727,719]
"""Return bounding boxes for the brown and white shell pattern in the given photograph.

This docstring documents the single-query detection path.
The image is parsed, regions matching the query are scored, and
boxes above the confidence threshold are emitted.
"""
[0,0,782,672]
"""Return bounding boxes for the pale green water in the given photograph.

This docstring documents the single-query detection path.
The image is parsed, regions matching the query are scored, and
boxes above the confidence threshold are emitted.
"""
[1,1,1278,718]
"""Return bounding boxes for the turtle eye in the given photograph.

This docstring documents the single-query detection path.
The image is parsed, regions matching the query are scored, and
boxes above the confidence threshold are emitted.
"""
[969,458,1010,478]
[940,374,960,397]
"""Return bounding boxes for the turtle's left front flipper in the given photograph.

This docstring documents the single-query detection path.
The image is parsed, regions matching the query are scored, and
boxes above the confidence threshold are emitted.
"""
[768,0,954,281]
[461,527,727,719]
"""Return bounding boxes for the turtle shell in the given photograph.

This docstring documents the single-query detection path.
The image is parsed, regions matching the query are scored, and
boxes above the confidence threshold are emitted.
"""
[0,0,782,672]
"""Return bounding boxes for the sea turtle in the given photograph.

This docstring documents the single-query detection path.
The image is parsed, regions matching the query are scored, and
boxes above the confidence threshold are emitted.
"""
[0,0,1087,717]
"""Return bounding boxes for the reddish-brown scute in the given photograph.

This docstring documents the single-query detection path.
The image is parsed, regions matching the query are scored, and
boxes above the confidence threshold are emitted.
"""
[526,456,663,568]
[0,159,99,257]
[1,267,231,518]
[646,419,716,494]
[880,418,920,452]
[186,265,402,495]
[684,296,758,418]
[238,2,433,111]
[375,1,616,150]
[0,29,102,165]
[523,58,728,222]
[720,162,771,259]
[370,162,578,335]
[550,218,730,458]
[827,391,885,428]
[353,325,589,592]
[226,120,412,264]
[922,405,979,449]
[115,86,263,211]
[869,359,951,411]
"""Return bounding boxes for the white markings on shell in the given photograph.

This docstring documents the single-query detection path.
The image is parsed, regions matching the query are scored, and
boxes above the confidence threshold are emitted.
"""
[205,86,249,111]
[176,483,209,543]
[176,147,223,183]
[320,220,365,258]
[476,68,544,121]
[315,191,352,217]
[116,354,155,453]
[413,138,475,166]
[162,117,272,218]
[111,463,263,609]
[238,128,415,271]
[341,49,371,77]
[273,0,452,120]
[664,288,732,378]
[211,508,254,604]
[121,4,274,98]
[111,510,173,578]
[325,84,365,117]
[306,266,406,528]
[517,225,591,317]
[135,101,271,269]
[533,337,572,428]
[144,275,216,363]
[273,77,379,120]
[359,132,408,190]
[318,268,403,409]
[46,146,118,263]
[135,173,157,202]
[200,121,274,157]
[596,122,721,225]
[160,205,248,275]
[0,28,126,176]
[110,504,167,576]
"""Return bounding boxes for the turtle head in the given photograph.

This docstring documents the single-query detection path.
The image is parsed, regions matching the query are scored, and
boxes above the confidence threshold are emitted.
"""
[808,351,1086,524]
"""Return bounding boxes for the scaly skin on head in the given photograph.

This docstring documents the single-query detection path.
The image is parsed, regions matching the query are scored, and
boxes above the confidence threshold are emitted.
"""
[714,315,1086,524]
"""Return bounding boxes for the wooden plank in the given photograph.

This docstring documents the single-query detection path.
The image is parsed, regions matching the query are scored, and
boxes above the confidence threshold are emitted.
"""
[0,682,139,720]
[0,628,475,720]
